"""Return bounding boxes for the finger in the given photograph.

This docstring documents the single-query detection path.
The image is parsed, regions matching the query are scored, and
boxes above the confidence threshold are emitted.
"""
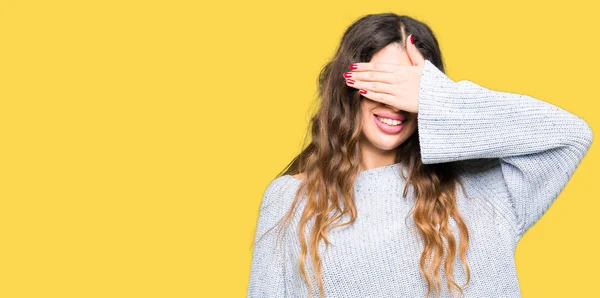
[344,70,396,83]
[406,34,425,66]
[349,62,402,73]
[345,78,395,96]
[357,89,396,105]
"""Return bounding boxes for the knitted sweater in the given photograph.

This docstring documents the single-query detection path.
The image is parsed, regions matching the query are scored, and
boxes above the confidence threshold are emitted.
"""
[246,59,594,298]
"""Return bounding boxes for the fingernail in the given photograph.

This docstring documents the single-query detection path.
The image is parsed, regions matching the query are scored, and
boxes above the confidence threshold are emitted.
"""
[359,89,367,94]
[410,34,414,44]
[346,79,355,85]
[343,72,352,78]
[350,64,358,70]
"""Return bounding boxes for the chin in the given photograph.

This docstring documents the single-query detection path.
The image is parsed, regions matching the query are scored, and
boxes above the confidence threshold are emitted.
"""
[366,127,416,150]
[375,140,405,151]
[363,134,404,150]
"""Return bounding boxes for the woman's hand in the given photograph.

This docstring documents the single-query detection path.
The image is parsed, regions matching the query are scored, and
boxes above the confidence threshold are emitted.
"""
[343,34,426,114]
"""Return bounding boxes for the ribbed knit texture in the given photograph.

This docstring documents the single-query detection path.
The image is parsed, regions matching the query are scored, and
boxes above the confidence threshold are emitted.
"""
[247,59,594,298]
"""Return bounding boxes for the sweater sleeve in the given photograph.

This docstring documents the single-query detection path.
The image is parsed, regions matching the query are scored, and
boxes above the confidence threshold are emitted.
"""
[247,176,295,298]
[416,59,594,239]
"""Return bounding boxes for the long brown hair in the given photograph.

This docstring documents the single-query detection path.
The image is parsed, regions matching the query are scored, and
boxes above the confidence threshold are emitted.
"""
[272,13,471,298]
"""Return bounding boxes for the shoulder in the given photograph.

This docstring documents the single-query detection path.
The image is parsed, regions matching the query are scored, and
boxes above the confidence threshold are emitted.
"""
[453,158,506,197]
[260,175,302,217]
[454,159,520,217]
[292,172,306,181]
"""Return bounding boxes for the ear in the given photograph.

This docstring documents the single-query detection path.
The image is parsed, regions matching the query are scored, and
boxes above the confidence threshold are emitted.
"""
[406,34,425,67]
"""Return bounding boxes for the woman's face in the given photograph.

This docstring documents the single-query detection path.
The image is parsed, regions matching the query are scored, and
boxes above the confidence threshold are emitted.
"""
[359,42,418,151]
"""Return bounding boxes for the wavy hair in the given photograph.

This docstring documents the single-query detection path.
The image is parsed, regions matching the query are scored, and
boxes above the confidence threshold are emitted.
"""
[271,13,472,298]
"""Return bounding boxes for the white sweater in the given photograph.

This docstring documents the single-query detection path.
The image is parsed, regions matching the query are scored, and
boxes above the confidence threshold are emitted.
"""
[246,59,594,297]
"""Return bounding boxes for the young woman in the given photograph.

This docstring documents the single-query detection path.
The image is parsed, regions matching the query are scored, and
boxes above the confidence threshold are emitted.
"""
[247,13,593,298]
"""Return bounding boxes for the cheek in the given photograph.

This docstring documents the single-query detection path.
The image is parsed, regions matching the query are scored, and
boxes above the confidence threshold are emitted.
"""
[361,110,376,129]
[407,114,418,130]
[360,100,377,119]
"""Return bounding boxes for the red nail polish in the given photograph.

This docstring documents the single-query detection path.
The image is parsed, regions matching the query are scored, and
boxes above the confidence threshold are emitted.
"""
[350,64,358,70]
[346,79,355,85]
[410,34,414,44]
[344,72,352,78]
[359,89,367,94]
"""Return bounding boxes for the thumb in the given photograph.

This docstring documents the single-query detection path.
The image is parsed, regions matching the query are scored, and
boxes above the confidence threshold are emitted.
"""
[406,34,425,67]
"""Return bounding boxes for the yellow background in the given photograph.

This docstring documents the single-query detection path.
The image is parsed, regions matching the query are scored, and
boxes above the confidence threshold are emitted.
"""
[1,1,598,297]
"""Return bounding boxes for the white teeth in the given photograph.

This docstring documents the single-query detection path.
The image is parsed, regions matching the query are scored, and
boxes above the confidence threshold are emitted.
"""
[376,116,403,126]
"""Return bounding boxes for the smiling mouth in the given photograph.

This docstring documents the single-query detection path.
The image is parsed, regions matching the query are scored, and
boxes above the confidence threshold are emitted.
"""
[373,114,405,134]
[375,115,404,126]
